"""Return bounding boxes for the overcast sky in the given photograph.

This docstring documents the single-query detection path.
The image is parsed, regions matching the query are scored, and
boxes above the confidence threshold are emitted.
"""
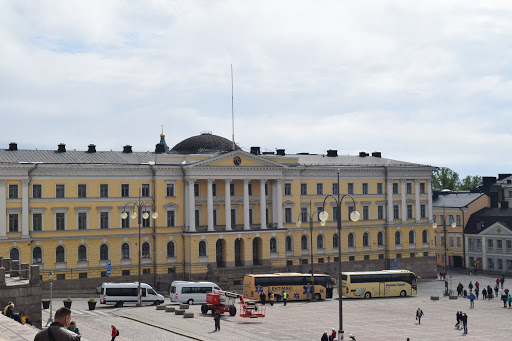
[1,1,511,178]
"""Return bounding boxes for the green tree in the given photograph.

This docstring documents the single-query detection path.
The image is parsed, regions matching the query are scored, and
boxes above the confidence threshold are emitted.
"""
[458,175,482,191]
[432,167,460,191]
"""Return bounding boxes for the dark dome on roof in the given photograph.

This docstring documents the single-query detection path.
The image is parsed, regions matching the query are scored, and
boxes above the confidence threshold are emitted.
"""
[171,132,239,154]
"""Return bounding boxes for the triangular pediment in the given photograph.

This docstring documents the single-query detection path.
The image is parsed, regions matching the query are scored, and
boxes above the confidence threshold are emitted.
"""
[479,222,512,236]
[187,150,286,168]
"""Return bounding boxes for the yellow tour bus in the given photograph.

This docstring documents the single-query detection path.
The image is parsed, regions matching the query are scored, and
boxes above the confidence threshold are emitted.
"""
[243,273,334,301]
[340,270,417,298]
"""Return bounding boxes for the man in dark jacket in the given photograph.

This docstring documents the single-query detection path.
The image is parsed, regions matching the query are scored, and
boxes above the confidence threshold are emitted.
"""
[461,312,468,335]
[34,307,80,340]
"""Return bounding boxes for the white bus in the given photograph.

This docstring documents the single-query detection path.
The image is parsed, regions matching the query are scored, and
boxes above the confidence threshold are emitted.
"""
[340,270,418,298]
[170,281,221,305]
[99,282,164,307]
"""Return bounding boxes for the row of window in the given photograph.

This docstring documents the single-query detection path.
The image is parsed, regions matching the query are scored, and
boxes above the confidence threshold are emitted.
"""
[291,182,427,196]
[433,214,462,226]
[468,238,512,252]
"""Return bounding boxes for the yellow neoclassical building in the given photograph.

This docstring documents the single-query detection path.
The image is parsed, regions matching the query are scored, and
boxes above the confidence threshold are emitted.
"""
[0,132,438,289]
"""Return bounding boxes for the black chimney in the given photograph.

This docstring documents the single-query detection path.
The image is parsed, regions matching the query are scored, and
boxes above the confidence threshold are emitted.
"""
[57,143,66,153]
[87,144,96,153]
[372,152,382,158]
[359,152,369,157]
[276,149,285,156]
[123,145,132,153]
[155,143,165,154]
[250,147,261,155]
[8,142,17,151]
[327,150,338,157]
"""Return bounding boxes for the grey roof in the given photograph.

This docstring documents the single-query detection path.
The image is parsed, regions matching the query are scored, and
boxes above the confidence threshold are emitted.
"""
[433,192,485,208]
[0,149,155,164]
[295,154,430,167]
[465,208,512,234]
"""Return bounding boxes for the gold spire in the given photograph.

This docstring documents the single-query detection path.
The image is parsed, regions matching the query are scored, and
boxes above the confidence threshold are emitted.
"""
[160,125,165,137]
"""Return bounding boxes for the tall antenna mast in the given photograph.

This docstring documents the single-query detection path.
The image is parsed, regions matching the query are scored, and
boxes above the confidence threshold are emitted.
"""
[231,64,235,150]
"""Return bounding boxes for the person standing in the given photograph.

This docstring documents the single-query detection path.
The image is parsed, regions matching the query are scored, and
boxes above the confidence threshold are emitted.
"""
[469,292,475,308]
[500,276,504,288]
[487,285,493,299]
[111,325,119,341]
[455,311,461,329]
[508,294,512,308]
[282,291,288,306]
[213,309,221,331]
[34,307,80,341]
[468,281,473,292]
[475,287,479,300]
[321,331,329,341]
[329,328,336,341]
[269,291,274,307]
[461,312,468,335]
[416,308,424,324]
[259,291,266,305]
[482,288,487,300]
[475,281,480,291]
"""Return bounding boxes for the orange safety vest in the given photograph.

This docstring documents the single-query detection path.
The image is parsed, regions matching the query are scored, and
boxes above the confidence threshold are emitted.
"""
[269,294,274,301]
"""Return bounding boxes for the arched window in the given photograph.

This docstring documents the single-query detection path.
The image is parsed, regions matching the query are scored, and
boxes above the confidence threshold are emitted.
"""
[333,234,339,249]
[301,235,308,250]
[286,236,293,251]
[270,237,277,253]
[78,245,87,261]
[348,233,355,248]
[167,241,175,257]
[9,248,19,261]
[409,230,415,244]
[121,243,130,259]
[56,246,65,263]
[142,242,150,258]
[363,232,369,247]
[377,231,384,246]
[317,235,324,249]
[422,230,428,244]
[199,241,207,257]
[395,231,402,245]
[100,244,109,261]
[33,247,42,264]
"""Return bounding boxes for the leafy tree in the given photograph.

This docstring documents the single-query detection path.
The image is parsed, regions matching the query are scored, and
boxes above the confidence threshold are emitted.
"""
[459,175,482,191]
[432,167,460,191]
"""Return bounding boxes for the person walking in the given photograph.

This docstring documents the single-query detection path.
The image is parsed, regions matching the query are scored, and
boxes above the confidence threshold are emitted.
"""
[461,312,468,335]
[111,325,119,341]
[469,292,475,308]
[482,288,487,300]
[455,311,461,329]
[475,287,479,300]
[494,284,499,297]
[269,291,274,307]
[475,281,480,291]
[282,290,288,306]
[213,309,221,331]
[508,294,512,308]
[321,331,329,341]
[500,276,504,288]
[34,307,80,341]
[415,307,424,324]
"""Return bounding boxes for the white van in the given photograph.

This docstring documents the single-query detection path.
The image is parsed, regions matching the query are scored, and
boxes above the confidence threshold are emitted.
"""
[100,282,164,307]
[170,281,221,305]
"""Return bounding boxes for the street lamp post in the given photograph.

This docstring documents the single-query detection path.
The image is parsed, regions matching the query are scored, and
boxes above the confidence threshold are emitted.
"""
[296,200,326,301]
[432,205,456,295]
[319,172,360,341]
[121,188,158,306]
[46,271,54,326]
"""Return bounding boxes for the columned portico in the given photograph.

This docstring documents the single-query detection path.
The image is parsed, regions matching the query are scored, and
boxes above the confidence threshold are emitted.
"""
[21,180,30,238]
[225,179,232,230]
[187,179,196,232]
[0,180,6,238]
[243,179,250,230]
[415,179,420,223]
[260,180,266,229]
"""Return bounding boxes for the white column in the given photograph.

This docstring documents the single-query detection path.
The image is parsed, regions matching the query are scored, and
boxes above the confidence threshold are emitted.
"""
[427,179,433,222]
[272,181,277,226]
[184,180,188,228]
[0,180,6,238]
[386,179,393,224]
[401,179,406,222]
[225,179,232,230]
[481,236,487,270]
[207,179,214,231]
[21,180,30,238]
[415,179,421,223]
[276,179,283,229]
[260,179,267,229]
[243,179,250,230]
[188,179,196,232]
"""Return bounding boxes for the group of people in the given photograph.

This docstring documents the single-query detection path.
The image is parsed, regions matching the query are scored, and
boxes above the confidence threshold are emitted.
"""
[320,328,337,341]
[2,301,31,326]
[455,311,468,334]
[259,290,288,306]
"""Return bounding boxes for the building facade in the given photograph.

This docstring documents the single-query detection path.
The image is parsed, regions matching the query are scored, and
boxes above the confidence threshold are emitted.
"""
[0,133,437,290]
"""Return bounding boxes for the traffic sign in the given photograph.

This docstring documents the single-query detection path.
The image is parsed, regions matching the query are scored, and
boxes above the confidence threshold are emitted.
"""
[106,260,111,276]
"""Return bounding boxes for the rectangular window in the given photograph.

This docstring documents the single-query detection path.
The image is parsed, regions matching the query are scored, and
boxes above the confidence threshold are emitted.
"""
[284,183,292,195]
[166,183,175,197]
[100,212,109,229]
[143,268,151,274]
[420,205,426,218]
[332,183,338,195]
[379,254,384,259]
[230,183,235,196]
[167,211,175,227]
[33,213,42,231]
[8,214,18,232]
[265,183,268,196]
[101,271,107,277]
[142,211,150,227]
[317,183,323,195]
[449,215,454,225]
[393,205,399,219]
[407,205,413,219]
[78,212,87,230]
[301,207,308,222]
[122,270,130,276]
[457,237,462,248]
[99,184,108,198]
[396,253,402,259]
[348,206,355,218]
[349,256,355,261]
[410,253,415,258]
[420,183,426,194]
[248,183,253,196]
[285,207,292,223]
[77,184,87,198]
[79,273,87,279]
[213,210,217,225]
[347,183,354,195]
[121,184,129,197]
[433,215,437,224]
[195,209,200,226]
[33,184,42,198]
[363,205,369,220]
[121,214,130,228]
[378,205,384,220]
[456,215,461,226]
[392,183,399,194]
[449,235,454,247]
[212,183,217,196]
[231,209,236,226]
[56,184,65,198]
[362,183,368,194]
[194,184,200,197]
[141,184,150,197]
[406,183,412,194]
[8,184,18,199]
[57,274,65,280]
[300,183,307,195]
[364,255,370,260]
[377,183,383,194]
[248,209,253,225]
[56,213,65,230]
[332,207,338,222]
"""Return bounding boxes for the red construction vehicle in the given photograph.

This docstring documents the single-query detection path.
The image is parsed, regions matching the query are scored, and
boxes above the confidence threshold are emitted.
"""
[201,290,265,318]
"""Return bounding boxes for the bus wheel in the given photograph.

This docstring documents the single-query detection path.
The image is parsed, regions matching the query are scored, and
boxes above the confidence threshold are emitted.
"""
[201,304,209,314]
[400,290,407,297]
[364,292,371,299]
[229,305,237,316]
[314,293,321,301]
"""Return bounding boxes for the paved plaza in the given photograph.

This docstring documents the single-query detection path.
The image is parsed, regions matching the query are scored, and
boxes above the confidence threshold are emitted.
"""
[14,271,512,340]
